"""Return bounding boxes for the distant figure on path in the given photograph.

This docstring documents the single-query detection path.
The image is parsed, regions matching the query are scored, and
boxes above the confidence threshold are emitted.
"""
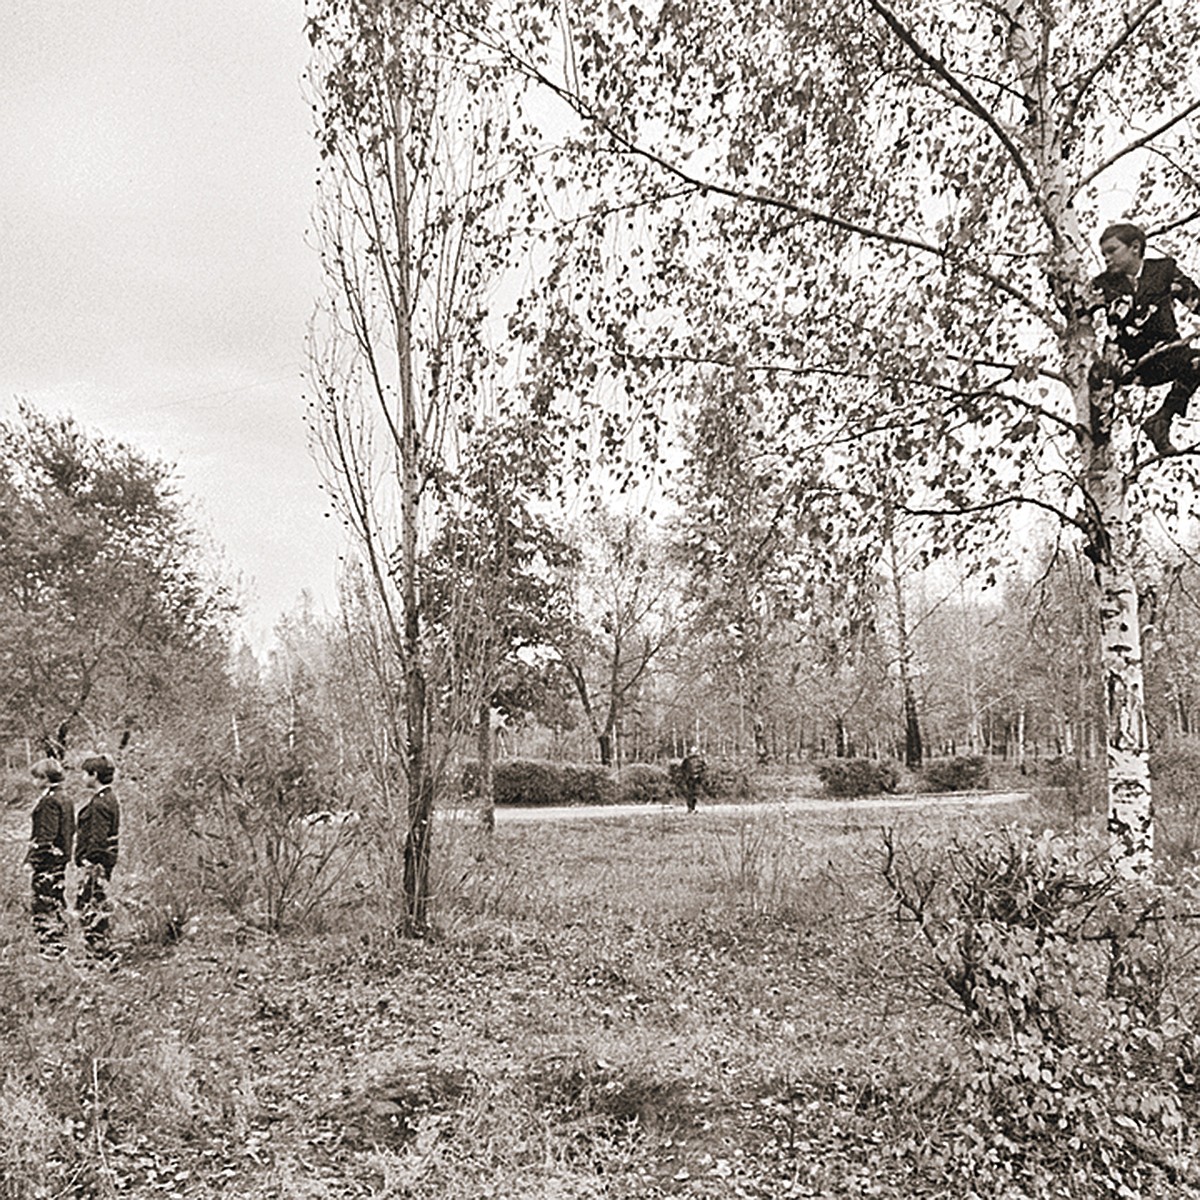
[75,754,120,956]
[680,746,707,813]
[1092,222,1200,455]
[25,758,74,954]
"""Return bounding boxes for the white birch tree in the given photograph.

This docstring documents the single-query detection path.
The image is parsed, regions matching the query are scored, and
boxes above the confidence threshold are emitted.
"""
[447,0,1200,872]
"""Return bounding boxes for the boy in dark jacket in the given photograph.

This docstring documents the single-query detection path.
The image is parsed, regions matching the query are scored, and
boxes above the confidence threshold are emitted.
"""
[26,758,74,952]
[1093,222,1200,454]
[75,753,119,954]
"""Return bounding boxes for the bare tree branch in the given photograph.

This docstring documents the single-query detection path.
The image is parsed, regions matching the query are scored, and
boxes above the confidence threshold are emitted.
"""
[1077,97,1200,192]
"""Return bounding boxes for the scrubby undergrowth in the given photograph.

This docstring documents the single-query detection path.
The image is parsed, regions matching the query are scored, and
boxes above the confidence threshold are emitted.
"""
[4,795,1200,1198]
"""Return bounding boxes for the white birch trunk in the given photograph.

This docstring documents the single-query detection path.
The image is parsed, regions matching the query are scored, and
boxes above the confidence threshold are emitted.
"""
[1090,447,1153,874]
[1003,0,1153,872]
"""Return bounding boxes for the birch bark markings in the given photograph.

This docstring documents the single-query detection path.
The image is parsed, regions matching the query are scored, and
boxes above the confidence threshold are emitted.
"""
[1002,0,1152,872]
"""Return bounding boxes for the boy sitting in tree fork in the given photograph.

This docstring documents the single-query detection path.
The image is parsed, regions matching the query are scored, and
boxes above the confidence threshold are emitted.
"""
[1092,222,1200,456]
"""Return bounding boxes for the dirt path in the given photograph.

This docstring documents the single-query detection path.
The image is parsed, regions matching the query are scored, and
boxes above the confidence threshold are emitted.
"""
[485,790,1031,824]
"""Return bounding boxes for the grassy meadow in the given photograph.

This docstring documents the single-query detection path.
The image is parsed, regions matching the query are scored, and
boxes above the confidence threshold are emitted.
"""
[4,781,1200,1199]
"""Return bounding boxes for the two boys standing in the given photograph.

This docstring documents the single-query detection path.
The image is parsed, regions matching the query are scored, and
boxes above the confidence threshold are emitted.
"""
[25,753,120,957]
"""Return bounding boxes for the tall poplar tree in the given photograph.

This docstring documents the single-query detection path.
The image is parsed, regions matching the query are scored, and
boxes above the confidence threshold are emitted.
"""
[306,0,538,930]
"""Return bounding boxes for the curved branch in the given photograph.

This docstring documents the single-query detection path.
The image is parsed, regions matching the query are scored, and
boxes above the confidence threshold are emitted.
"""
[1076,98,1200,192]
[865,0,1046,227]
[459,16,1063,332]
[1149,209,1200,239]
[899,493,1087,533]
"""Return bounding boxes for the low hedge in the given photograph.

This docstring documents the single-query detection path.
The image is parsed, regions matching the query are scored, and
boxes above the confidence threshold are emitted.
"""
[615,762,675,805]
[667,759,758,803]
[921,755,989,793]
[460,758,757,807]
[816,757,900,798]
[461,759,617,806]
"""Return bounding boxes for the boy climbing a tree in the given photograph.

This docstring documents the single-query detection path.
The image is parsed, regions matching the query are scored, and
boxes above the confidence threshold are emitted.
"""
[1092,222,1200,456]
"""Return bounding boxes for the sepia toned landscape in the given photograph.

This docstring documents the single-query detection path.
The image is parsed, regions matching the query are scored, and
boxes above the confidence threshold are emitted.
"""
[7,1,1200,1197]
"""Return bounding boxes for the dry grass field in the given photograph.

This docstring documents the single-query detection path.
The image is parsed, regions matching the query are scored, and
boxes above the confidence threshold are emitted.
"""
[3,789,1200,1198]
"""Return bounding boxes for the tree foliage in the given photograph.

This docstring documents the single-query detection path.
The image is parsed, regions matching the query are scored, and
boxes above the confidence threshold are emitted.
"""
[0,404,233,755]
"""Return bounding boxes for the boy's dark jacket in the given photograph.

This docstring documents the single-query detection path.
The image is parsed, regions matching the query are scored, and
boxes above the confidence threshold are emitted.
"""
[1093,257,1200,364]
[76,786,119,873]
[27,787,74,871]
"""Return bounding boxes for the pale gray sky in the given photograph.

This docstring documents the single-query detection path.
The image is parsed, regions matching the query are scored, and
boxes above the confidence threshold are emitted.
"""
[0,1,341,646]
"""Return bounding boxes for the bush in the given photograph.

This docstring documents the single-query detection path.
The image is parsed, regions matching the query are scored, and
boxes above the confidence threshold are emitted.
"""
[882,826,1200,1195]
[615,763,674,805]
[462,760,617,807]
[920,755,988,793]
[815,757,900,798]
[665,758,759,804]
[704,762,758,803]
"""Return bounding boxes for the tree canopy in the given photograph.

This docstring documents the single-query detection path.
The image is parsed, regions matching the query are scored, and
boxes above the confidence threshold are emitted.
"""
[0,404,234,755]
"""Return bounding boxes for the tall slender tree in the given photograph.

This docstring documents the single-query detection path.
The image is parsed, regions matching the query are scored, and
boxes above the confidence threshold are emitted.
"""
[306,0,538,929]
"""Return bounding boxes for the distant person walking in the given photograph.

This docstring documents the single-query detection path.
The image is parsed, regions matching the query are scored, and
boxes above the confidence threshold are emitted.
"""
[75,754,119,955]
[681,746,707,813]
[25,758,74,954]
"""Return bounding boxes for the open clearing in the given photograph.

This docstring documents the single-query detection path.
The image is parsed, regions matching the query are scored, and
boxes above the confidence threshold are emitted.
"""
[0,793,1160,1198]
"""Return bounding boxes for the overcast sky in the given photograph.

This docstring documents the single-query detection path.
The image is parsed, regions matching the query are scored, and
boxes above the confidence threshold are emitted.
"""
[1,1,341,647]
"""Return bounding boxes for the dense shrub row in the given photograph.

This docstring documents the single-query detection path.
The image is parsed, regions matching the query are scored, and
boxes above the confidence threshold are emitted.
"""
[920,754,988,793]
[815,757,900,797]
[461,760,617,806]
[460,758,759,807]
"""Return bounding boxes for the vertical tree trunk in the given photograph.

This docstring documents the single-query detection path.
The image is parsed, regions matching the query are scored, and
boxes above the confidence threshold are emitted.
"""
[1089,444,1153,873]
[1002,0,1152,873]
[392,95,434,935]
[885,496,923,768]
[477,700,495,834]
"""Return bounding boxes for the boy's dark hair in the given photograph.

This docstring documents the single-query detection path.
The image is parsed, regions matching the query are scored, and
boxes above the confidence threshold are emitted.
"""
[1100,222,1147,256]
[81,754,115,785]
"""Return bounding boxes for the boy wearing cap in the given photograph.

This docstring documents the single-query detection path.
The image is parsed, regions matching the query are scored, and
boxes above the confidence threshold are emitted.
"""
[25,758,74,952]
[75,754,120,954]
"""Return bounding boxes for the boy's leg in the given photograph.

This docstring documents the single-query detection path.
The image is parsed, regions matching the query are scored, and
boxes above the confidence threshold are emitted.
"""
[78,867,111,952]
[32,869,66,949]
[1139,349,1200,452]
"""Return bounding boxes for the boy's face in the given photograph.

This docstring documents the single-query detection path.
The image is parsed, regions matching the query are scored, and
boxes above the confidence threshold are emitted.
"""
[1101,235,1143,277]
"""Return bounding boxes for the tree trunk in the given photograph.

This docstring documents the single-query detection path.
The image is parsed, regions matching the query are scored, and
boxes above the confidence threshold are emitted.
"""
[393,94,434,934]
[477,700,495,834]
[1002,0,1152,873]
[885,495,923,768]
[1090,446,1153,873]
